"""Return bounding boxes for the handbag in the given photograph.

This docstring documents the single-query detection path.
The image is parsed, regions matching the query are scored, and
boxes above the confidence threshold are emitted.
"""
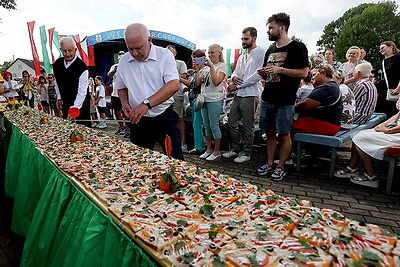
[194,93,205,110]
[382,59,399,101]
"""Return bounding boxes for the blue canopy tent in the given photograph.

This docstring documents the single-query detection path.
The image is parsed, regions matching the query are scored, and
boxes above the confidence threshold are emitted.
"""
[86,29,196,86]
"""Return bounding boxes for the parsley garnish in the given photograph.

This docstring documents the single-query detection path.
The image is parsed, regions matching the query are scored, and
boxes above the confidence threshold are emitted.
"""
[139,208,149,214]
[257,231,270,241]
[331,212,345,220]
[189,188,198,195]
[350,228,366,236]
[290,198,301,206]
[266,195,280,201]
[145,195,157,204]
[294,252,309,262]
[163,229,171,235]
[174,241,186,250]
[179,252,195,264]
[247,255,260,267]
[268,210,279,216]
[121,204,132,212]
[203,194,211,204]
[234,242,245,248]
[254,202,262,209]
[236,199,245,205]
[276,215,293,225]
[131,188,140,193]
[166,198,174,204]
[210,224,221,230]
[199,204,215,217]
[298,238,313,249]
[208,230,218,240]
[337,235,353,244]
[177,219,188,227]
[313,232,326,239]
[212,255,226,267]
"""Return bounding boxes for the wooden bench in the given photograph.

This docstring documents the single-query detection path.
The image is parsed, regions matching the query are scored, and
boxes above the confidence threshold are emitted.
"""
[385,146,400,194]
[293,113,387,178]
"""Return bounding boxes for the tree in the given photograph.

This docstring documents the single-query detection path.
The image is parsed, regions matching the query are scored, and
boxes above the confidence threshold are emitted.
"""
[0,61,12,73]
[0,0,17,10]
[317,1,400,67]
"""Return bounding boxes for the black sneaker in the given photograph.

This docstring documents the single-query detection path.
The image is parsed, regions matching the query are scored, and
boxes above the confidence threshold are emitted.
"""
[270,167,286,181]
[115,127,126,135]
[256,164,275,175]
[124,129,130,138]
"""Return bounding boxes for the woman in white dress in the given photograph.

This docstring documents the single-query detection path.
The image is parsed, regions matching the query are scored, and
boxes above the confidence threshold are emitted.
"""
[335,99,400,188]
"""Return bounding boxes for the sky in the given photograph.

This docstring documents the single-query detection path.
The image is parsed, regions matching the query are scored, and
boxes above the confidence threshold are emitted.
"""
[0,0,392,65]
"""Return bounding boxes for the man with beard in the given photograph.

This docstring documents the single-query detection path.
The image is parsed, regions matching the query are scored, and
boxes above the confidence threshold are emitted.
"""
[256,13,309,181]
[222,27,265,163]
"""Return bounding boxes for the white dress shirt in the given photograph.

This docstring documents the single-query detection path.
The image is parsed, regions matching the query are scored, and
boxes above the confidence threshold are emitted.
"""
[114,44,179,117]
[232,46,265,97]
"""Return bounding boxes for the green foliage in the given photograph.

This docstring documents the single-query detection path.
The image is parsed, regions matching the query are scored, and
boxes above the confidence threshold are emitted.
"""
[317,1,400,66]
[0,61,12,73]
[0,0,16,10]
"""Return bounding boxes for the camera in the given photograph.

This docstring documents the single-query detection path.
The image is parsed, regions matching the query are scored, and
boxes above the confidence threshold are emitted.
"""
[195,57,205,64]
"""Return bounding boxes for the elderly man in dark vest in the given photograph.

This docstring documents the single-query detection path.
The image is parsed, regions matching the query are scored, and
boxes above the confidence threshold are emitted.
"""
[53,37,91,127]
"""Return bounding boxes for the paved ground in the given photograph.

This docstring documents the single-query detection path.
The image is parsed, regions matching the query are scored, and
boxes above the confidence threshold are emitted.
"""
[1,119,399,266]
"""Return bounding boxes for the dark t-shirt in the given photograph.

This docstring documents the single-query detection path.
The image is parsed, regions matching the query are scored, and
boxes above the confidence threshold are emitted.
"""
[47,85,57,106]
[261,40,309,105]
[374,53,400,90]
[299,81,343,126]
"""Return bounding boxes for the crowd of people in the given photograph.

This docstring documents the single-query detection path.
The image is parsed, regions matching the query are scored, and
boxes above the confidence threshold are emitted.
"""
[0,13,399,187]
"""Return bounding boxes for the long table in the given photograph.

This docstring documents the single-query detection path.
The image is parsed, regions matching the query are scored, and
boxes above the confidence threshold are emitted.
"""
[4,119,157,266]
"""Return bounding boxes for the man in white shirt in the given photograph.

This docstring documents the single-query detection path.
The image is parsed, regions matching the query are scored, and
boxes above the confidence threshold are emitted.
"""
[53,37,91,127]
[222,27,265,163]
[115,23,183,160]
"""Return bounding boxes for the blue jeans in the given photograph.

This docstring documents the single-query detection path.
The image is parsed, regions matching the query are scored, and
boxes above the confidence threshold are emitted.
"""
[259,101,294,134]
[201,100,223,139]
[190,100,205,150]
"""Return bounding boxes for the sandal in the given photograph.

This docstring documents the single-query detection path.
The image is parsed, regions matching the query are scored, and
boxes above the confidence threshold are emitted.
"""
[334,166,358,178]
[350,172,378,188]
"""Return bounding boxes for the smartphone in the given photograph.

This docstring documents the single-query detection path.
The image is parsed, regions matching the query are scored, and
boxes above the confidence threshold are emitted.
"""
[195,57,205,64]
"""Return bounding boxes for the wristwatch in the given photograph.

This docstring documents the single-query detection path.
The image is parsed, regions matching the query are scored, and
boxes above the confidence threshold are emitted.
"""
[143,99,152,109]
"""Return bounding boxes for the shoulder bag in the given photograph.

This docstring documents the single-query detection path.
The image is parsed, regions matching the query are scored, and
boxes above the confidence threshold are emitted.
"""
[194,93,205,110]
[383,59,399,101]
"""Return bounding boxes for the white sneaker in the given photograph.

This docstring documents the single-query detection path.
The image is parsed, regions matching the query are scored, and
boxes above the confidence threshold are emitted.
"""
[206,154,221,161]
[97,122,107,129]
[234,154,250,163]
[199,151,212,159]
[273,159,294,166]
[222,151,238,158]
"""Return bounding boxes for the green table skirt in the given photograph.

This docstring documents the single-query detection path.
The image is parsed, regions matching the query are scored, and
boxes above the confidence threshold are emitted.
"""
[4,119,157,267]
